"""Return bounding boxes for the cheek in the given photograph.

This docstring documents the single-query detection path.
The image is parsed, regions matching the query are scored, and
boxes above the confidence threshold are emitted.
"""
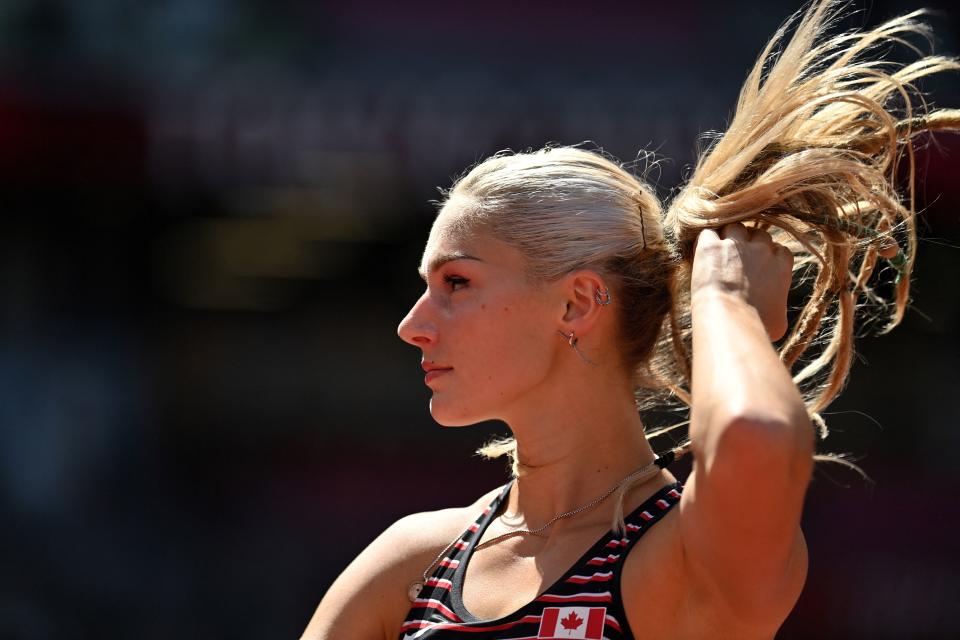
[475,302,554,381]
[429,301,555,425]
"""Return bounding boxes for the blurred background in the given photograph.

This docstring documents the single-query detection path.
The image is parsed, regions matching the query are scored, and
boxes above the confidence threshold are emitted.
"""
[0,0,958,638]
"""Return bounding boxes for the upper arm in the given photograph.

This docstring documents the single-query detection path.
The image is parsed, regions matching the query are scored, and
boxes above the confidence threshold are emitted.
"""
[679,418,813,630]
[300,513,437,640]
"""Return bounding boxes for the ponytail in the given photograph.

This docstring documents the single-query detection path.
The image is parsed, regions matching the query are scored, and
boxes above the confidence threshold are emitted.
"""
[660,0,960,451]
[467,0,960,531]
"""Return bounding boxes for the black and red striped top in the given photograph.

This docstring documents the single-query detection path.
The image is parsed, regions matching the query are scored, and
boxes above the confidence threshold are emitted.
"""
[398,480,684,639]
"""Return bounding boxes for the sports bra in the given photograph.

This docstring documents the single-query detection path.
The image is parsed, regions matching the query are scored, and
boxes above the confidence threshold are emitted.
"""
[398,479,684,639]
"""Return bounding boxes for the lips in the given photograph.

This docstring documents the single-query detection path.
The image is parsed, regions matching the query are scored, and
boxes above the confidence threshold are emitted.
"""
[422,362,453,384]
[424,369,452,383]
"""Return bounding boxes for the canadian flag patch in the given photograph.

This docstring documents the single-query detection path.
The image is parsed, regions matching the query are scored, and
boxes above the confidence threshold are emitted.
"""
[537,606,606,639]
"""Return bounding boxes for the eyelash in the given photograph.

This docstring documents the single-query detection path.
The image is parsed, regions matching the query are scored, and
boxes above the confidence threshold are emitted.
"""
[443,274,469,291]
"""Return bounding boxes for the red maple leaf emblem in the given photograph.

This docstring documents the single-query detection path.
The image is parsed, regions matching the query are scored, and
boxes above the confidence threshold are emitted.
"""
[560,610,584,631]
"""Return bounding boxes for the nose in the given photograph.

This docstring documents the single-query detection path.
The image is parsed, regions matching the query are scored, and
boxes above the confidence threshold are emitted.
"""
[397,291,437,347]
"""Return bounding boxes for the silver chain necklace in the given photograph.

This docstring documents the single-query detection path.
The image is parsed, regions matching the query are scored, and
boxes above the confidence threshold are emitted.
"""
[406,456,667,602]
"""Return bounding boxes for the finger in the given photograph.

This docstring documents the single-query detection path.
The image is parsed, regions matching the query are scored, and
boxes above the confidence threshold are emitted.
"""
[719,222,749,241]
[748,227,775,246]
[775,243,795,268]
[773,242,793,257]
[692,227,721,254]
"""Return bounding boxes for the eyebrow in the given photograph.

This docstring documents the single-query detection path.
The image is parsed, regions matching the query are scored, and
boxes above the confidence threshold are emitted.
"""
[418,251,484,281]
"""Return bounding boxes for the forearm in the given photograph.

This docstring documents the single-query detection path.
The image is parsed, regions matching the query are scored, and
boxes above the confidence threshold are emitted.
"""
[689,289,813,468]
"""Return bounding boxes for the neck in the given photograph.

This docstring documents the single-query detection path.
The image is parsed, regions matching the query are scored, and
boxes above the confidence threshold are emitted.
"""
[497,371,659,530]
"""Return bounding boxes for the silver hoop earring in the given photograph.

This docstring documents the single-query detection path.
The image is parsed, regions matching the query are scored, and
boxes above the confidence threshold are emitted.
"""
[595,288,612,306]
[558,330,578,348]
[556,330,596,366]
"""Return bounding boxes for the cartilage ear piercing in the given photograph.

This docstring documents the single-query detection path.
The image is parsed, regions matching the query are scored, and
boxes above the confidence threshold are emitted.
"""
[595,287,612,306]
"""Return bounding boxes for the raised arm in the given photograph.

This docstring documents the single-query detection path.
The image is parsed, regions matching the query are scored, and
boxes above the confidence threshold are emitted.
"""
[679,222,814,631]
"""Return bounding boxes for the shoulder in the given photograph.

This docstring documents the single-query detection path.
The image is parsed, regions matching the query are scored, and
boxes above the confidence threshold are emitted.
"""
[621,478,809,639]
[300,485,505,640]
[619,478,689,636]
[389,484,504,565]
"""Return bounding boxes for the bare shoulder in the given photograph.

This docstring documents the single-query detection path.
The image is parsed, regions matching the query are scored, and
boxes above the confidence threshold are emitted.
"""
[390,484,504,559]
[621,478,809,639]
[619,478,689,637]
[300,485,504,640]
[671,525,809,639]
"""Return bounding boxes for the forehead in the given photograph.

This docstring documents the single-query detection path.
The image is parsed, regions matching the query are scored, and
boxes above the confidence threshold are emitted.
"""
[417,201,525,280]
[426,201,473,247]
[418,205,481,277]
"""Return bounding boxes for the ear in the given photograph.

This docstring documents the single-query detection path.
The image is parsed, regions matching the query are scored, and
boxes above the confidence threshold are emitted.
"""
[559,269,608,335]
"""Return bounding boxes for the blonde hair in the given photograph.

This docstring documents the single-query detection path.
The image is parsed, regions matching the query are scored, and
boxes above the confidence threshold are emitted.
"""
[435,0,960,535]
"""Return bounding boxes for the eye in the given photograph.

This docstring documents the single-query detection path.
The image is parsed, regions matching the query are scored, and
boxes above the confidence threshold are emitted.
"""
[443,274,469,291]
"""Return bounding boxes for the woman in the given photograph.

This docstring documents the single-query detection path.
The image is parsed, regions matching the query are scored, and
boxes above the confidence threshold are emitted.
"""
[302,1,959,638]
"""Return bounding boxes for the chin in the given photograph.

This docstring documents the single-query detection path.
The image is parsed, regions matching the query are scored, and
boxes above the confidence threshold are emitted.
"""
[428,398,485,428]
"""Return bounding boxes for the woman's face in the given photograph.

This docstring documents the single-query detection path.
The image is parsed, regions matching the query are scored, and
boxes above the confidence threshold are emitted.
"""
[397,206,561,426]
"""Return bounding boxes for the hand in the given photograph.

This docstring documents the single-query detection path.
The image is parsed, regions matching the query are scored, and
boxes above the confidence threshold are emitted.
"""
[691,222,794,341]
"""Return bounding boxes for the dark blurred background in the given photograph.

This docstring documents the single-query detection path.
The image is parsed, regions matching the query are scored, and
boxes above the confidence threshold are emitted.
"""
[0,0,958,638]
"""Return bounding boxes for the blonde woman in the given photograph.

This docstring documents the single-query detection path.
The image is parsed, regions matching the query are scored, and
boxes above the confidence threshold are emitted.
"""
[302,1,959,638]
